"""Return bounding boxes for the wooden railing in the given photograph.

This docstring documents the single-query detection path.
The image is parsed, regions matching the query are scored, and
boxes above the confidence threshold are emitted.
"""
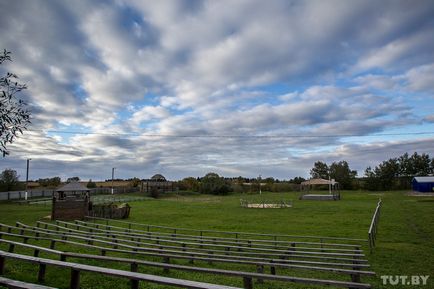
[368,199,382,252]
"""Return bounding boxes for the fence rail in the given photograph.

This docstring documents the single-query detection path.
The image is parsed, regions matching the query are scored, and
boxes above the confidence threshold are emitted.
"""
[368,199,382,252]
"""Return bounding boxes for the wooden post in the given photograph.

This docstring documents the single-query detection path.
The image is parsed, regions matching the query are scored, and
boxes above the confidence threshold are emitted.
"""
[38,263,46,282]
[0,256,5,275]
[256,265,264,283]
[163,257,170,273]
[243,277,253,289]
[70,269,80,289]
[350,247,361,285]
[8,244,15,253]
[130,263,139,289]
[34,249,40,257]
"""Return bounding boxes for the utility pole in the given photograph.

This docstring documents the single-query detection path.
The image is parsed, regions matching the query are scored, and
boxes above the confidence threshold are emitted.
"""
[328,173,332,195]
[111,167,116,195]
[25,158,31,200]
[259,174,262,195]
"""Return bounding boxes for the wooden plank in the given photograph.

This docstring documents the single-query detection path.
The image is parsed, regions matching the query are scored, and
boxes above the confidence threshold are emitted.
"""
[0,276,58,289]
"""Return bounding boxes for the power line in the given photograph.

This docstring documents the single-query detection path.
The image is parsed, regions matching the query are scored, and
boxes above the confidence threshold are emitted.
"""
[33,130,434,139]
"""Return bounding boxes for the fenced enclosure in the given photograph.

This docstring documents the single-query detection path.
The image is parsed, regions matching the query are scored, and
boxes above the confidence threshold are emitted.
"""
[368,198,382,252]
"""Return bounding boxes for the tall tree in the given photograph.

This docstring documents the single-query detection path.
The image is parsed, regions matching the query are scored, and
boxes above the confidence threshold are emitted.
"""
[329,161,357,189]
[0,168,19,191]
[1,50,31,156]
[200,172,230,195]
[310,161,329,179]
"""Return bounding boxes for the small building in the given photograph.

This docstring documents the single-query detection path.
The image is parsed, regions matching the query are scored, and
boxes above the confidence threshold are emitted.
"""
[52,181,90,220]
[142,174,174,193]
[412,177,434,193]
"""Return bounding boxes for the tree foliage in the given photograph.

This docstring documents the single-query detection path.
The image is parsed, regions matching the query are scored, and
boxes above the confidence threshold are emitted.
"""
[87,179,97,189]
[0,168,19,191]
[329,161,357,189]
[1,50,31,157]
[364,152,433,190]
[200,172,231,195]
[66,176,80,183]
[310,161,329,179]
[179,177,200,192]
[310,160,357,189]
[38,177,61,188]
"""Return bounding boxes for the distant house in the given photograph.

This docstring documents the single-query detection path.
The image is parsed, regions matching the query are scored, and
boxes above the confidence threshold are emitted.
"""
[412,177,434,192]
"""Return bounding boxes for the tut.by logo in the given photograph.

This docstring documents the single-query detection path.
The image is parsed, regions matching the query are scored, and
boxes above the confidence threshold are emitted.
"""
[380,275,430,286]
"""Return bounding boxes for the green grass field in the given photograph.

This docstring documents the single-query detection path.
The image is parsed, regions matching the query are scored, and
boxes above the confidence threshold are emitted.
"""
[0,191,433,288]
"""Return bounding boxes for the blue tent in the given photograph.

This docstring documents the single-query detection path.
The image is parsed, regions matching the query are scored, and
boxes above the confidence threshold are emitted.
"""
[412,177,434,192]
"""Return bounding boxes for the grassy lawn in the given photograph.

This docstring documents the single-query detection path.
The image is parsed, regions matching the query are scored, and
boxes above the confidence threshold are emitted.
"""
[0,191,433,288]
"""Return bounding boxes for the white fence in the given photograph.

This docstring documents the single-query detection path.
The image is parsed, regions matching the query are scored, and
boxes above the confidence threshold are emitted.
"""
[0,188,113,201]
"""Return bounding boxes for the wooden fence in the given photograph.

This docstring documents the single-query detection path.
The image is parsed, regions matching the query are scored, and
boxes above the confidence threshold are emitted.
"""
[368,198,382,252]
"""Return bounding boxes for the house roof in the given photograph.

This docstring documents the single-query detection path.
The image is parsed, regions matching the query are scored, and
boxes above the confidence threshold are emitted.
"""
[413,176,434,183]
[151,174,166,181]
[56,181,90,192]
[301,178,338,186]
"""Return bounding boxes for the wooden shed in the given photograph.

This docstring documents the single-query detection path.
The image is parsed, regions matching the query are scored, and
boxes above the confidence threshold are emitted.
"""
[52,181,90,220]
[142,174,174,193]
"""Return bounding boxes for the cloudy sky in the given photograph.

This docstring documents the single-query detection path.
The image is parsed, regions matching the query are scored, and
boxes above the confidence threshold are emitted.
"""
[1,0,434,181]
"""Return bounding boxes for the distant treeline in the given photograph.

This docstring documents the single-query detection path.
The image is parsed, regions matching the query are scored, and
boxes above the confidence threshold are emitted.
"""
[1,152,433,193]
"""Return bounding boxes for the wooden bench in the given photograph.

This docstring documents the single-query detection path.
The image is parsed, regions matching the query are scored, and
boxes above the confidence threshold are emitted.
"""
[0,276,57,289]
[0,250,242,289]
[74,219,363,249]
[15,222,371,268]
[0,236,373,289]
[64,220,363,253]
[84,216,367,244]
[37,221,365,259]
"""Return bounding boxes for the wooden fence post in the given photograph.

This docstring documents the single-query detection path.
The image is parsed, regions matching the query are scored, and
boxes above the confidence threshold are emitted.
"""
[130,262,139,289]
[70,269,80,289]
[0,256,5,274]
[38,263,46,282]
[243,276,253,289]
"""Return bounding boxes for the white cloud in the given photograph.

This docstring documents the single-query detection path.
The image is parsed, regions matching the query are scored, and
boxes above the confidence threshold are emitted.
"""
[1,0,433,180]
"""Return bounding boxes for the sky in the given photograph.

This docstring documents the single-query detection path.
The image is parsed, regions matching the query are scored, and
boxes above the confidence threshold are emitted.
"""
[1,0,434,181]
